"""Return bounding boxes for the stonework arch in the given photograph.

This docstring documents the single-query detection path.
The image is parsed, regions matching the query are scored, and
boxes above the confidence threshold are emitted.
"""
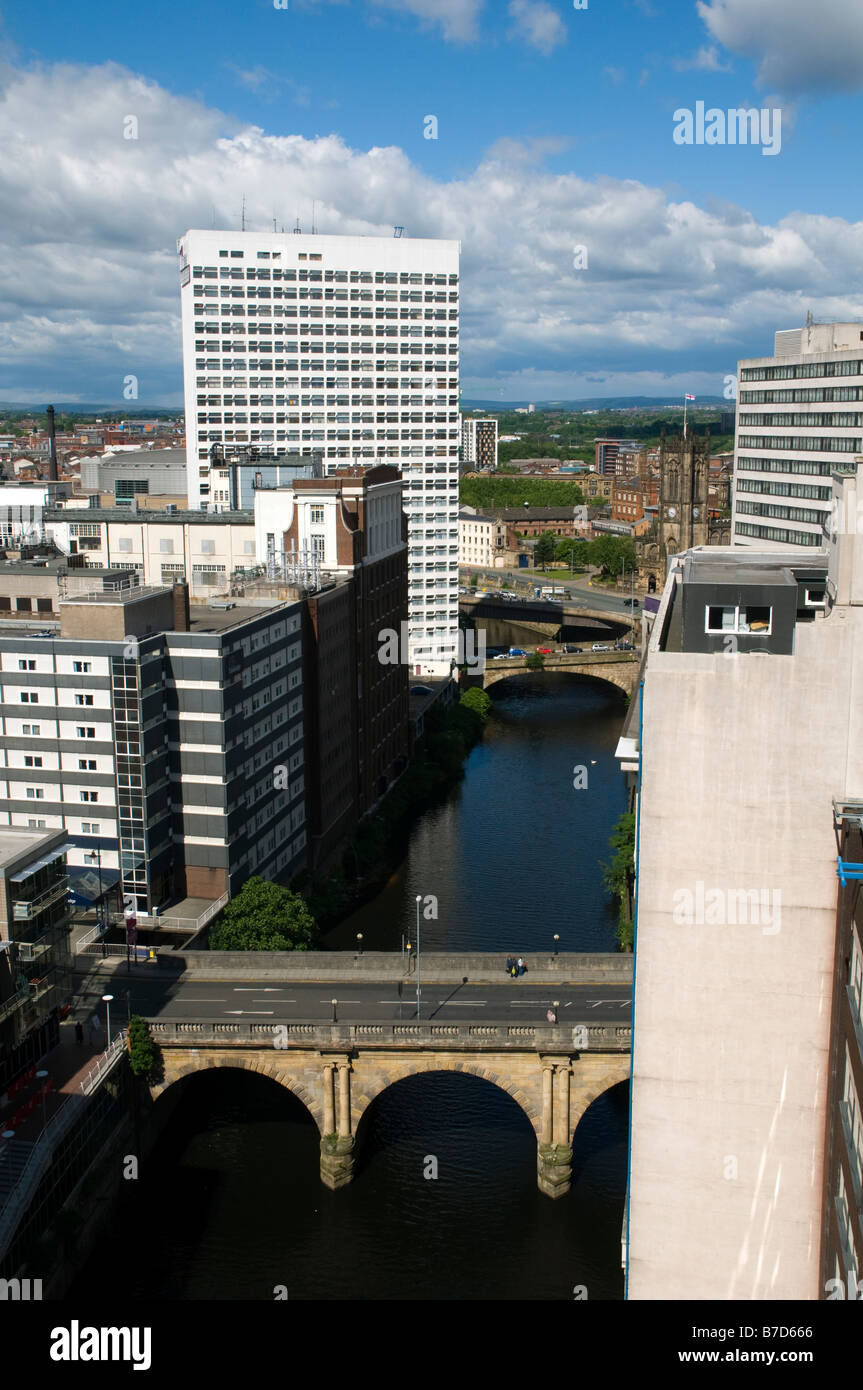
[350,1057,542,1138]
[568,1054,631,1146]
[150,1051,323,1134]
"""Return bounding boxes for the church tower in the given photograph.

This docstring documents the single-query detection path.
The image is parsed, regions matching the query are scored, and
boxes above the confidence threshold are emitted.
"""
[658,427,709,558]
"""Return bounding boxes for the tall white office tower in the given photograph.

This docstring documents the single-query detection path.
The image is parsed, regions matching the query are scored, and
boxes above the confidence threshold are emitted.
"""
[177,230,461,674]
[733,321,863,551]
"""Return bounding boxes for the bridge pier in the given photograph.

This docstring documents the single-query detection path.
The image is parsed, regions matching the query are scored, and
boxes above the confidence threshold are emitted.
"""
[320,1055,357,1191]
[537,1056,573,1198]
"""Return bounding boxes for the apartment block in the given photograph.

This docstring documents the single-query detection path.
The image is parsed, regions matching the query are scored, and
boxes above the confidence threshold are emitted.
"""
[461,417,498,472]
[177,229,460,673]
[733,322,863,550]
[624,461,863,1298]
[0,578,308,916]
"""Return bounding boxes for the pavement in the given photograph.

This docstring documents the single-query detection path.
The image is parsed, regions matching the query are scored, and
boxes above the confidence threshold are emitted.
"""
[71,975,632,1027]
[0,1020,112,1144]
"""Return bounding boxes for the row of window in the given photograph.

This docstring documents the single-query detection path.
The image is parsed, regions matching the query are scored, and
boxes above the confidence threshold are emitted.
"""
[736,479,832,501]
[738,412,863,428]
[734,522,822,545]
[740,360,863,381]
[739,386,863,404]
[194,265,457,284]
[738,435,860,453]
[735,500,827,525]
[736,456,840,477]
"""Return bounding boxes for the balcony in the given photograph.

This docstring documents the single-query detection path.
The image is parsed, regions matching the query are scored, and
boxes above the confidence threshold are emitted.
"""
[12,878,69,921]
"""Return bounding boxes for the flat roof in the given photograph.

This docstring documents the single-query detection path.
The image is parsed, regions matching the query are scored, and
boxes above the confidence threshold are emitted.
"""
[0,827,64,875]
[684,561,797,587]
[47,507,253,524]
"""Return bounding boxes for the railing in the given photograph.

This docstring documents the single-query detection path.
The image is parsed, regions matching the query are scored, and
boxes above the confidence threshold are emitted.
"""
[15,934,53,962]
[142,1018,632,1052]
[0,1029,127,1261]
[80,1031,128,1096]
[0,985,30,1024]
[12,878,68,920]
[76,921,110,949]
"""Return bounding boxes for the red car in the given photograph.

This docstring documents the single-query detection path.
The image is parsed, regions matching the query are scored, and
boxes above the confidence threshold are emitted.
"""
[536,645,553,654]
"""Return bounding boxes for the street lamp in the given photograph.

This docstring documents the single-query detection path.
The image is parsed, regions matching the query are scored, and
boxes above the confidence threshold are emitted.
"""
[356,933,363,957]
[415,894,423,1020]
[102,993,114,1047]
[553,1000,560,1025]
[553,934,560,957]
[331,998,338,1024]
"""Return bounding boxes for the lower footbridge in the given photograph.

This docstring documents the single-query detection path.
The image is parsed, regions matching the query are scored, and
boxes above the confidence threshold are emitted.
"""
[482,649,638,695]
[146,1017,631,1198]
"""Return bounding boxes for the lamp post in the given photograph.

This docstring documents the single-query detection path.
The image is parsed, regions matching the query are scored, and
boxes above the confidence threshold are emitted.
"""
[553,1000,560,1025]
[102,993,114,1048]
[415,894,422,1020]
[331,998,338,1024]
[553,934,560,957]
[356,933,363,957]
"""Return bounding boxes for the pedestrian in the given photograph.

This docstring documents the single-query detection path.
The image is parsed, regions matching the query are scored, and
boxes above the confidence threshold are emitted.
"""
[510,962,518,978]
[74,1021,84,1046]
[517,956,525,977]
[546,1007,557,1024]
[505,956,514,976]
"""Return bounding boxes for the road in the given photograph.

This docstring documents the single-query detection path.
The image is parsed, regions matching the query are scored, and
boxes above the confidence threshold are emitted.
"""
[73,976,633,1026]
[460,566,639,616]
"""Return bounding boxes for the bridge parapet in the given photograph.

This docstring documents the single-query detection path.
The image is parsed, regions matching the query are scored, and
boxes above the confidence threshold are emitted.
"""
[143,1018,631,1051]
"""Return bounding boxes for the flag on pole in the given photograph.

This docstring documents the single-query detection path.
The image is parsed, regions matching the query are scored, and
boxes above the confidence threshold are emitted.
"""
[684,393,695,401]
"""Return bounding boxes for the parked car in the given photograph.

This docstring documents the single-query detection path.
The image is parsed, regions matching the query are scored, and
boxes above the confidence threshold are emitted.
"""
[623,597,640,607]
[561,644,582,653]
[493,652,510,660]
[591,643,611,652]
[508,647,528,657]
[410,684,433,696]
[536,646,553,655]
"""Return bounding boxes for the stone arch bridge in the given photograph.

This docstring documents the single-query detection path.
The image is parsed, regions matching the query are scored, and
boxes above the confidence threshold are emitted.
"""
[481,650,638,696]
[146,1018,631,1199]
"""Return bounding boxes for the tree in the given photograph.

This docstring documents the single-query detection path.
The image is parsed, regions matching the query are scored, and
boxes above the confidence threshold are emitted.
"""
[459,686,491,719]
[556,537,589,568]
[210,876,319,951]
[602,812,636,951]
[533,531,557,566]
[127,1014,160,1080]
[526,653,545,670]
[590,535,637,578]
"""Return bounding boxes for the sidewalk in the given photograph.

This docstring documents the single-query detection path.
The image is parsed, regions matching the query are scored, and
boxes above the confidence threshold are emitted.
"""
[0,1020,112,1144]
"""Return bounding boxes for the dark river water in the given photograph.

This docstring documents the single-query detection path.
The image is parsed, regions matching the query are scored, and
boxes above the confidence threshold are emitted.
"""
[70,630,631,1301]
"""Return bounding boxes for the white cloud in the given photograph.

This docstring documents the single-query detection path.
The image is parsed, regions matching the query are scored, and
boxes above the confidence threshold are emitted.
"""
[1,60,863,404]
[369,0,485,43]
[698,0,863,93]
[507,1,568,56]
[672,44,731,72]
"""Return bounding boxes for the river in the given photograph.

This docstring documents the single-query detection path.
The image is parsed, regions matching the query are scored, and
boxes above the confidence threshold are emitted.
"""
[69,633,631,1301]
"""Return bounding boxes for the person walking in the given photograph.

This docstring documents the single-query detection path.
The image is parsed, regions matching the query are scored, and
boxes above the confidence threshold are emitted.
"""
[517,957,525,977]
[505,956,514,977]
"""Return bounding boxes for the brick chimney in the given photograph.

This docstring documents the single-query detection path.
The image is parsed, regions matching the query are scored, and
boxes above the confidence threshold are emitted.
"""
[172,580,190,632]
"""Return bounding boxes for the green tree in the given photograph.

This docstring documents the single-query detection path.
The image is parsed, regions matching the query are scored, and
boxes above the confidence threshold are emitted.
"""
[127,1014,160,1080]
[533,531,557,566]
[459,686,491,719]
[590,535,637,578]
[525,653,545,670]
[602,812,636,951]
[210,876,319,950]
[555,537,589,568]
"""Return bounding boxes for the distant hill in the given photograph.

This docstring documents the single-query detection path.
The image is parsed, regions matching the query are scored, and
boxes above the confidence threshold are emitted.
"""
[0,402,184,415]
[461,396,728,411]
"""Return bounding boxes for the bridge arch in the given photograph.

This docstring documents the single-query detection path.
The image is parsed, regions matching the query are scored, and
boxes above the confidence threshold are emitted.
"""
[568,1059,631,1147]
[351,1057,541,1139]
[482,664,635,698]
[150,1053,323,1135]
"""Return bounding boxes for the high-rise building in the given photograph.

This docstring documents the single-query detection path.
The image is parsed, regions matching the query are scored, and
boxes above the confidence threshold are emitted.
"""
[461,417,498,472]
[177,230,460,673]
[623,461,863,1298]
[733,322,863,550]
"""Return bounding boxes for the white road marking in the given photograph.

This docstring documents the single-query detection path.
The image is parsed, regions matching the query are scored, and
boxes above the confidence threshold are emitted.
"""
[318,1000,361,1004]
[223,1010,275,1016]
[233,987,284,992]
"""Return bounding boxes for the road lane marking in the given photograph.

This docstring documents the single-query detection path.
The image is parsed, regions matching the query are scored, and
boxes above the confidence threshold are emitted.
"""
[223,1010,275,1016]
[318,999,361,1004]
[233,987,284,992]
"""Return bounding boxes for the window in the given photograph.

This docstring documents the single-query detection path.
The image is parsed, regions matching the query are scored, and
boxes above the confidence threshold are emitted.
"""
[804,586,827,609]
[27,819,47,829]
[23,756,42,768]
[310,506,325,524]
[311,535,325,561]
[80,790,98,803]
[16,598,32,612]
[20,692,38,703]
[200,539,216,555]
[25,788,44,799]
[159,538,174,554]
[77,726,96,739]
[18,659,35,671]
[705,604,773,635]
[73,661,91,673]
[75,694,94,706]
[117,537,134,552]
[22,724,40,736]
[81,822,99,834]
[78,758,97,770]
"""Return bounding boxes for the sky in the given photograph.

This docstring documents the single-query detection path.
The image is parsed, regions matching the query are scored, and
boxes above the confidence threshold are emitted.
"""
[1,0,863,406]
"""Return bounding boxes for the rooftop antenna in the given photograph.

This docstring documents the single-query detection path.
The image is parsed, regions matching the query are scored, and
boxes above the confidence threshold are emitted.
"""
[312,200,317,234]
[241,194,247,232]
[393,225,404,238]
[293,215,301,235]
[273,216,277,233]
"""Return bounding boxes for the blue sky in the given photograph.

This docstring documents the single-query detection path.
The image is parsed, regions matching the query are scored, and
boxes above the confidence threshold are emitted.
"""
[1,0,862,404]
